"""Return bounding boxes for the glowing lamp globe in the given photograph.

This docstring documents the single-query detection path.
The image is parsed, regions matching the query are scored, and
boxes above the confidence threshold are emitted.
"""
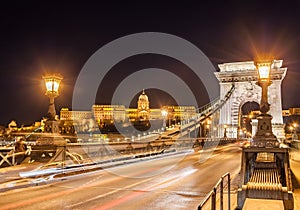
[42,74,63,121]
[43,74,63,97]
[161,110,168,117]
[255,61,272,82]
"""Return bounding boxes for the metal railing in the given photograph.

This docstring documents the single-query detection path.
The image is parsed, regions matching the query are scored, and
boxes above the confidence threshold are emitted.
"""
[196,84,235,116]
[198,172,231,210]
[0,147,28,167]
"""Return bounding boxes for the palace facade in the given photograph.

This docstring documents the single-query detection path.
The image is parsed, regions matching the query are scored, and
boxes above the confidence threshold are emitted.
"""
[59,90,197,130]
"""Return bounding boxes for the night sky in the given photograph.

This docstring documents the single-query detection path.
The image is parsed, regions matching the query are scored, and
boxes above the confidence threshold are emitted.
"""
[1,1,300,126]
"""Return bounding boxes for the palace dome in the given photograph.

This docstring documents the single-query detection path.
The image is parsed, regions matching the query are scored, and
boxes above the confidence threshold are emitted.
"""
[138,90,148,101]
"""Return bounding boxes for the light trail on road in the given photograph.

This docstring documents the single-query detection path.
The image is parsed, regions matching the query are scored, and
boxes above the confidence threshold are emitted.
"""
[0,144,242,210]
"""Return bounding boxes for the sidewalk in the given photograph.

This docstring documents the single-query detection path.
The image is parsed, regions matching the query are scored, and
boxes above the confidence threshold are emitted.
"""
[206,148,300,210]
[240,148,300,210]
[290,148,300,210]
[241,148,300,210]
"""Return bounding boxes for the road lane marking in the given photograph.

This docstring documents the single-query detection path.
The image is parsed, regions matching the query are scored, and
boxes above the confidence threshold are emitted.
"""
[95,147,241,209]
[95,168,198,210]
[0,165,159,210]
[67,176,155,208]
[66,163,166,208]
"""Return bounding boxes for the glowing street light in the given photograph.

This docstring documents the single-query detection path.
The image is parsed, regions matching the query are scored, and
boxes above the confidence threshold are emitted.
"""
[256,61,272,114]
[291,123,298,140]
[161,110,168,117]
[224,124,227,138]
[293,123,298,129]
[42,74,63,134]
[237,60,294,208]
[252,60,278,147]
[248,113,253,119]
[205,124,210,137]
[43,74,63,120]
[257,62,271,82]
[161,109,168,130]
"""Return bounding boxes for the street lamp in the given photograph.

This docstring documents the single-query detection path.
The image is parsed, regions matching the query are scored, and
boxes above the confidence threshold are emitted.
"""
[293,123,298,128]
[256,62,271,114]
[292,123,298,140]
[213,127,217,138]
[252,61,278,147]
[205,119,211,137]
[224,124,227,138]
[161,109,168,130]
[43,74,63,133]
[206,124,210,137]
[237,60,294,208]
[43,74,63,120]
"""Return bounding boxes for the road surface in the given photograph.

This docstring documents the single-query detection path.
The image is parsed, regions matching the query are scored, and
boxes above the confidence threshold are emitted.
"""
[0,144,242,210]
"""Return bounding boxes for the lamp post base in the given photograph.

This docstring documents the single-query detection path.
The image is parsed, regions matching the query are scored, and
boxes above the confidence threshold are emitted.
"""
[251,114,279,148]
[44,120,60,133]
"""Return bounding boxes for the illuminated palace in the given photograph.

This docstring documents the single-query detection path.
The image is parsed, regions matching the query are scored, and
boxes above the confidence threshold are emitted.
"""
[60,90,196,132]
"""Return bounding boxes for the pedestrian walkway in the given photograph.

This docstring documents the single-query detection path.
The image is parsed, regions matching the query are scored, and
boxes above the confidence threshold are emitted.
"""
[200,148,300,210]
[290,148,300,210]
[240,148,300,210]
[212,187,298,209]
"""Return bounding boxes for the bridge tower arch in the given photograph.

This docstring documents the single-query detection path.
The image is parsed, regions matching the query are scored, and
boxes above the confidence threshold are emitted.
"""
[214,60,287,139]
[235,99,260,137]
[239,101,260,136]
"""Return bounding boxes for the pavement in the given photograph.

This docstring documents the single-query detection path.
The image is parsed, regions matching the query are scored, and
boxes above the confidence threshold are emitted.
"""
[203,146,300,210]
[235,147,300,210]
[290,148,300,210]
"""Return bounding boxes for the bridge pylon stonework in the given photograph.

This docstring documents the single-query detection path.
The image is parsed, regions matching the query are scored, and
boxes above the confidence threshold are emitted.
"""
[214,60,287,139]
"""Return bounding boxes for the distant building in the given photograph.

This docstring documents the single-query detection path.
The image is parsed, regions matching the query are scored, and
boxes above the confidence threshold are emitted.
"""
[126,108,138,121]
[92,105,126,124]
[250,109,299,117]
[162,105,196,121]
[60,90,197,129]
[137,90,150,120]
[60,108,95,133]
[289,108,300,115]
[149,109,163,120]
[279,108,300,117]
[132,91,197,122]
[282,110,290,117]
[60,108,92,121]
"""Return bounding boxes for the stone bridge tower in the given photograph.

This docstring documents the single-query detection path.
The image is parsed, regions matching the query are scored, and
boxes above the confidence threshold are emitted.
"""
[214,60,287,139]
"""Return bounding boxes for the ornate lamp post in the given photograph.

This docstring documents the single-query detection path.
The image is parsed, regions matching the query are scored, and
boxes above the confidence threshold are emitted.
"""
[43,74,63,133]
[223,124,227,138]
[292,123,298,140]
[36,74,66,167]
[237,60,293,209]
[251,61,278,147]
[43,74,62,119]
[206,124,210,137]
[206,119,211,137]
[161,109,168,130]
